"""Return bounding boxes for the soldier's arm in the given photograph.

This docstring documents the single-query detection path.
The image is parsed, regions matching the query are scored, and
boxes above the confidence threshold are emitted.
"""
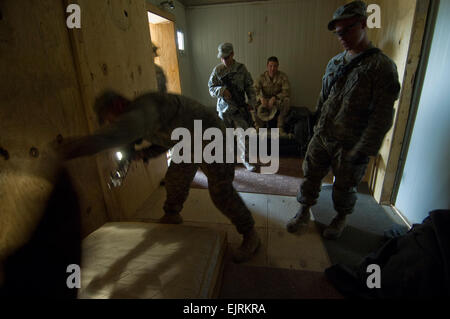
[243,66,257,107]
[315,93,325,117]
[134,145,168,163]
[60,105,160,160]
[276,73,291,102]
[314,59,335,121]
[155,65,168,93]
[254,75,264,103]
[352,65,401,156]
[208,68,226,98]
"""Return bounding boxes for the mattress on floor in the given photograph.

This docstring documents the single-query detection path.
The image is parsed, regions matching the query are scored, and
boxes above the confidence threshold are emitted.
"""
[78,222,226,299]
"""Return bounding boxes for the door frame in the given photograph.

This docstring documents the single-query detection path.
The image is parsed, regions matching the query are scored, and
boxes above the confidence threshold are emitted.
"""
[390,0,440,205]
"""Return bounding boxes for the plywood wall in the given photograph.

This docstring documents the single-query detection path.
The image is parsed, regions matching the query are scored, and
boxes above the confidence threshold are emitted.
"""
[0,0,171,269]
[186,0,345,109]
[67,0,168,219]
[0,0,108,263]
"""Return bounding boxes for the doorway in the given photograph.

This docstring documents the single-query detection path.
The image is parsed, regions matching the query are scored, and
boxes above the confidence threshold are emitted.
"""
[147,6,181,94]
[147,4,182,165]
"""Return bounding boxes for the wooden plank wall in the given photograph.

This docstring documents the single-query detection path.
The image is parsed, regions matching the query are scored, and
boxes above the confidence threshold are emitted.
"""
[0,0,108,263]
[67,0,168,220]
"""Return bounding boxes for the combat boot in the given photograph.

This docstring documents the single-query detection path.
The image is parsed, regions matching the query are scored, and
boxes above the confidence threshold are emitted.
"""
[233,228,261,263]
[286,206,311,233]
[323,215,347,239]
[159,213,183,224]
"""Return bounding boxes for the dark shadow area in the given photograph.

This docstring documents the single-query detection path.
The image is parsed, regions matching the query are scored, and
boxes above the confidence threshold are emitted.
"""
[313,185,409,266]
[0,169,81,298]
[218,247,343,299]
[325,210,450,298]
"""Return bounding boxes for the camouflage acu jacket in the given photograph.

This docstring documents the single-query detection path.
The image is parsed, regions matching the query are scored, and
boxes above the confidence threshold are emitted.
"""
[61,93,226,159]
[315,47,401,156]
[208,61,257,117]
[254,70,290,102]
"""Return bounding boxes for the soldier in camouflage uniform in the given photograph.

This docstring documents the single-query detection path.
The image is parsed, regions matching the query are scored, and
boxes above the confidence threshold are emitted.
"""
[152,43,168,93]
[57,91,261,263]
[254,56,291,136]
[287,1,401,239]
[208,43,258,172]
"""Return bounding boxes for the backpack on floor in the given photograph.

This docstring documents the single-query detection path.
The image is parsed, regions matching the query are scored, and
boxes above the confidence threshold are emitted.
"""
[283,106,313,156]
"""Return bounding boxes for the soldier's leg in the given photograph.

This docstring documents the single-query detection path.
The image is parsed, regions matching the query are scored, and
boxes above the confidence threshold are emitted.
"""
[287,134,332,233]
[230,113,257,172]
[276,97,290,136]
[322,149,370,239]
[161,162,199,224]
[201,162,259,263]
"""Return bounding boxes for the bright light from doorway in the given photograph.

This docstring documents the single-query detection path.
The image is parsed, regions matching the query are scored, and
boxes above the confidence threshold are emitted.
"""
[177,30,184,51]
[115,151,123,161]
[147,12,170,24]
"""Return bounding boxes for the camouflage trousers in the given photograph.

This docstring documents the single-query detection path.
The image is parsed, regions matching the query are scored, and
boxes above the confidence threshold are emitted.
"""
[163,162,255,234]
[220,109,253,165]
[297,133,369,216]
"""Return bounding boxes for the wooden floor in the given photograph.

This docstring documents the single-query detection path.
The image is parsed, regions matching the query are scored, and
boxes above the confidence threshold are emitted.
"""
[79,187,333,299]
[129,187,332,272]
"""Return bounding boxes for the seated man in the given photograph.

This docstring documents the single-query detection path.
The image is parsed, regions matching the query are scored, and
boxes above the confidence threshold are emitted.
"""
[254,56,291,136]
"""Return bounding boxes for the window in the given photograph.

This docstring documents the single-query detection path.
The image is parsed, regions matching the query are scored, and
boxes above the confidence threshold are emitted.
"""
[177,30,185,52]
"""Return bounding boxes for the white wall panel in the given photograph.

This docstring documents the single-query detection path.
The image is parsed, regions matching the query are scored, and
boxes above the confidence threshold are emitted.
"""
[395,0,450,223]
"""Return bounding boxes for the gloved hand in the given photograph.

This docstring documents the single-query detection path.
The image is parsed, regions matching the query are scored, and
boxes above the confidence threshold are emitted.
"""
[268,96,276,109]
[223,89,232,101]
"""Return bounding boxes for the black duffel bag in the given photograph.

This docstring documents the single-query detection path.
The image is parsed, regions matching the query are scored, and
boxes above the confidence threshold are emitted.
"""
[282,106,313,156]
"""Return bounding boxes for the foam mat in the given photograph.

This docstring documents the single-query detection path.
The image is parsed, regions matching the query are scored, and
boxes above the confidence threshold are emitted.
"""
[78,222,226,299]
